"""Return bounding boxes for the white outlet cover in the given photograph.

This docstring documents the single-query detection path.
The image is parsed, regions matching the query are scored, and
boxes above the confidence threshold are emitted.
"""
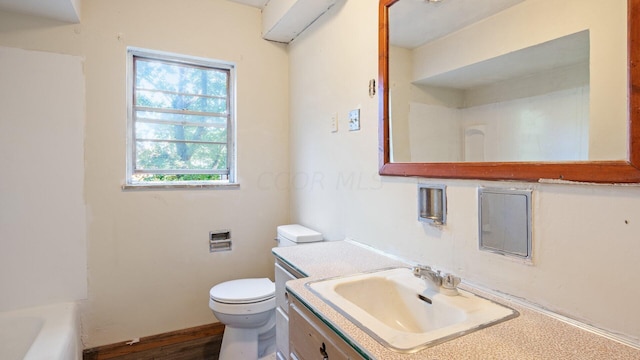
[349,109,360,131]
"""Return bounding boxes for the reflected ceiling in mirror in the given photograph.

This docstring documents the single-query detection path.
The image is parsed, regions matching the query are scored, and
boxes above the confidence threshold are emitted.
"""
[379,0,640,183]
[386,0,627,164]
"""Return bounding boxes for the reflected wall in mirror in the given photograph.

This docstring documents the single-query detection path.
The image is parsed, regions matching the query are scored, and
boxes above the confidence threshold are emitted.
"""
[379,0,640,182]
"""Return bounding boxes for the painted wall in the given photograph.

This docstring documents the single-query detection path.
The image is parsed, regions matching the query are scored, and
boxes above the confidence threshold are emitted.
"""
[407,103,462,162]
[392,44,590,163]
[0,0,290,348]
[289,0,640,344]
[407,86,590,162]
[412,0,627,161]
[0,46,86,312]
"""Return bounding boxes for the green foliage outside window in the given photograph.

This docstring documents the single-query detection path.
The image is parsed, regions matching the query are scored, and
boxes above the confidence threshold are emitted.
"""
[129,51,233,183]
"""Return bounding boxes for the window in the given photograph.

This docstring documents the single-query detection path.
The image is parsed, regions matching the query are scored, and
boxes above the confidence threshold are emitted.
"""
[126,48,236,187]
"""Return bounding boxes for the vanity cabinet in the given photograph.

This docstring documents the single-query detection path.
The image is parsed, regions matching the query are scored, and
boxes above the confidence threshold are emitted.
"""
[289,296,364,360]
[275,259,305,360]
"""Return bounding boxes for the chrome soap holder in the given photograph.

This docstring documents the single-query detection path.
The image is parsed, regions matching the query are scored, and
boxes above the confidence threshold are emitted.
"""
[418,184,446,225]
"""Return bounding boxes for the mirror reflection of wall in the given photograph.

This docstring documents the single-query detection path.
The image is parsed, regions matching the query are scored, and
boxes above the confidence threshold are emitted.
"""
[388,0,627,163]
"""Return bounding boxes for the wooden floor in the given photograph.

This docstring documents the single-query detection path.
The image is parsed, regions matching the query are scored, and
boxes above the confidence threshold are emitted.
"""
[83,323,224,360]
[101,336,221,360]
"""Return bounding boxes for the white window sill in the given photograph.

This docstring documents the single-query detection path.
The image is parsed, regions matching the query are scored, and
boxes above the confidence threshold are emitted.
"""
[122,181,240,191]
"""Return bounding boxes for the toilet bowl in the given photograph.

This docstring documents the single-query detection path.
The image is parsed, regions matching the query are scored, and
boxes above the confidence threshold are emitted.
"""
[209,278,276,360]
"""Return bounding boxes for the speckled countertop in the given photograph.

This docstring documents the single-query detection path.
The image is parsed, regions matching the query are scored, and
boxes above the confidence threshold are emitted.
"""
[272,240,640,360]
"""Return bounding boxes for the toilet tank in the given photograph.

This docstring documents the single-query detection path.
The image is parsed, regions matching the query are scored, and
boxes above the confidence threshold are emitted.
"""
[276,224,323,247]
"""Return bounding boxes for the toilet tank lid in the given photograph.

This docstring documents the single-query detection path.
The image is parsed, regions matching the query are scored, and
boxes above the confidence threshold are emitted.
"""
[277,224,323,243]
[210,278,275,304]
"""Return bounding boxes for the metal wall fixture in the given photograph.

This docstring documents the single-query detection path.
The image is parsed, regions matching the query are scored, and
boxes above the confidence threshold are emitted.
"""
[209,230,232,252]
[418,184,446,225]
[478,188,532,260]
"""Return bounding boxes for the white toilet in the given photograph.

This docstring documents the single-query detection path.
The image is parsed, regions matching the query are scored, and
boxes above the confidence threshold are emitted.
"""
[209,278,277,360]
[209,224,323,360]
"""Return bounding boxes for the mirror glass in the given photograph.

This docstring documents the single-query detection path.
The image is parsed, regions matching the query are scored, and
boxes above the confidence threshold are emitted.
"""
[387,0,628,163]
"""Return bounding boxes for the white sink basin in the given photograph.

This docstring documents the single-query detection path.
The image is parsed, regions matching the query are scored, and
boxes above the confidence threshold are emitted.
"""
[307,267,518,352]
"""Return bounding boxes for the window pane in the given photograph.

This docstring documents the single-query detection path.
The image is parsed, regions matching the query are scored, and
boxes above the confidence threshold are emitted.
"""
[135,123,227,143]
[135,89,228,114]
[131,173,228,182]
[136,111,227,126]
[128,49,234,184]
[136,141,228,170]
[135,58,228,97]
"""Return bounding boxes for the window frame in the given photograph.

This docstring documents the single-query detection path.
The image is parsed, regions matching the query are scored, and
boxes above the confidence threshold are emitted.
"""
[124,47,237,189]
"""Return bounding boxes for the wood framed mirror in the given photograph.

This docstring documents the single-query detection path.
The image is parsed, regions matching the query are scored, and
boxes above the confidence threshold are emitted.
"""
[379,0,640,183]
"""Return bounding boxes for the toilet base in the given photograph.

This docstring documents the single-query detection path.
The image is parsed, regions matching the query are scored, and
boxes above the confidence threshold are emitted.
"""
[258,351,277,360]
[219,327,276,360]
[219,326,257,360]
[218,312,276,360]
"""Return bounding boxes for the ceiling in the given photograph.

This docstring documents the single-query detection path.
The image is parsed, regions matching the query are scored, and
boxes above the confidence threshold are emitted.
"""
[415,30,589,89]
[389,0,525,49]
[0,0,263,23]
[227,0,269,9]
[0,0,80,22]
[0,0,526,47]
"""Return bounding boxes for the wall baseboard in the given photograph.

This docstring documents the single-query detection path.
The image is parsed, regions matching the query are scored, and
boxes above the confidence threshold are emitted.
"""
[83,322,224,360]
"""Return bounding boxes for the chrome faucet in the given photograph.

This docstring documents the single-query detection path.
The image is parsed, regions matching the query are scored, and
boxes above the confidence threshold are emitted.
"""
[413,265,461,295]
[413,265,442,288]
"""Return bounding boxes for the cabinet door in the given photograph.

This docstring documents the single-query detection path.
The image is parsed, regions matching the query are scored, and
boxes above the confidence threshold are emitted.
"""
[275,262,297,313]
[289,299,364,360]
[276,260,302,360]
[276,307,290,360]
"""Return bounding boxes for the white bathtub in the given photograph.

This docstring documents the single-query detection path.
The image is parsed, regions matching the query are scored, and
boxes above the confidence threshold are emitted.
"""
[0,302,80,360]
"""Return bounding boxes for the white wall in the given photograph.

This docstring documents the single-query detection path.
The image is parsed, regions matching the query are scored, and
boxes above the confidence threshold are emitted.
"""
[408,103,462,162]
[462,87,590,161]
[412,0,627,160]
[0,46,86,312]
[289,0,640,344]
[406,86,590,162]
[0,0,290,348]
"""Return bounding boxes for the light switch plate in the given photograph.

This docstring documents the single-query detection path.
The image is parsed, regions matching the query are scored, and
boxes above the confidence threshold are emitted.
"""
[349,109,360,131]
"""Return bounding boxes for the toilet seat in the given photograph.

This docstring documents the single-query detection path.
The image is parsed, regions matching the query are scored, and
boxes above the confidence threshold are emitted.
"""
[210,278,276,315]
[210,278,275,304]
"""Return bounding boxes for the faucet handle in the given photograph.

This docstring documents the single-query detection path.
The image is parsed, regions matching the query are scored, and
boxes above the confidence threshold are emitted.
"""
[412,265,437,277]
[412,265,428,275]
[441,273,461,293]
